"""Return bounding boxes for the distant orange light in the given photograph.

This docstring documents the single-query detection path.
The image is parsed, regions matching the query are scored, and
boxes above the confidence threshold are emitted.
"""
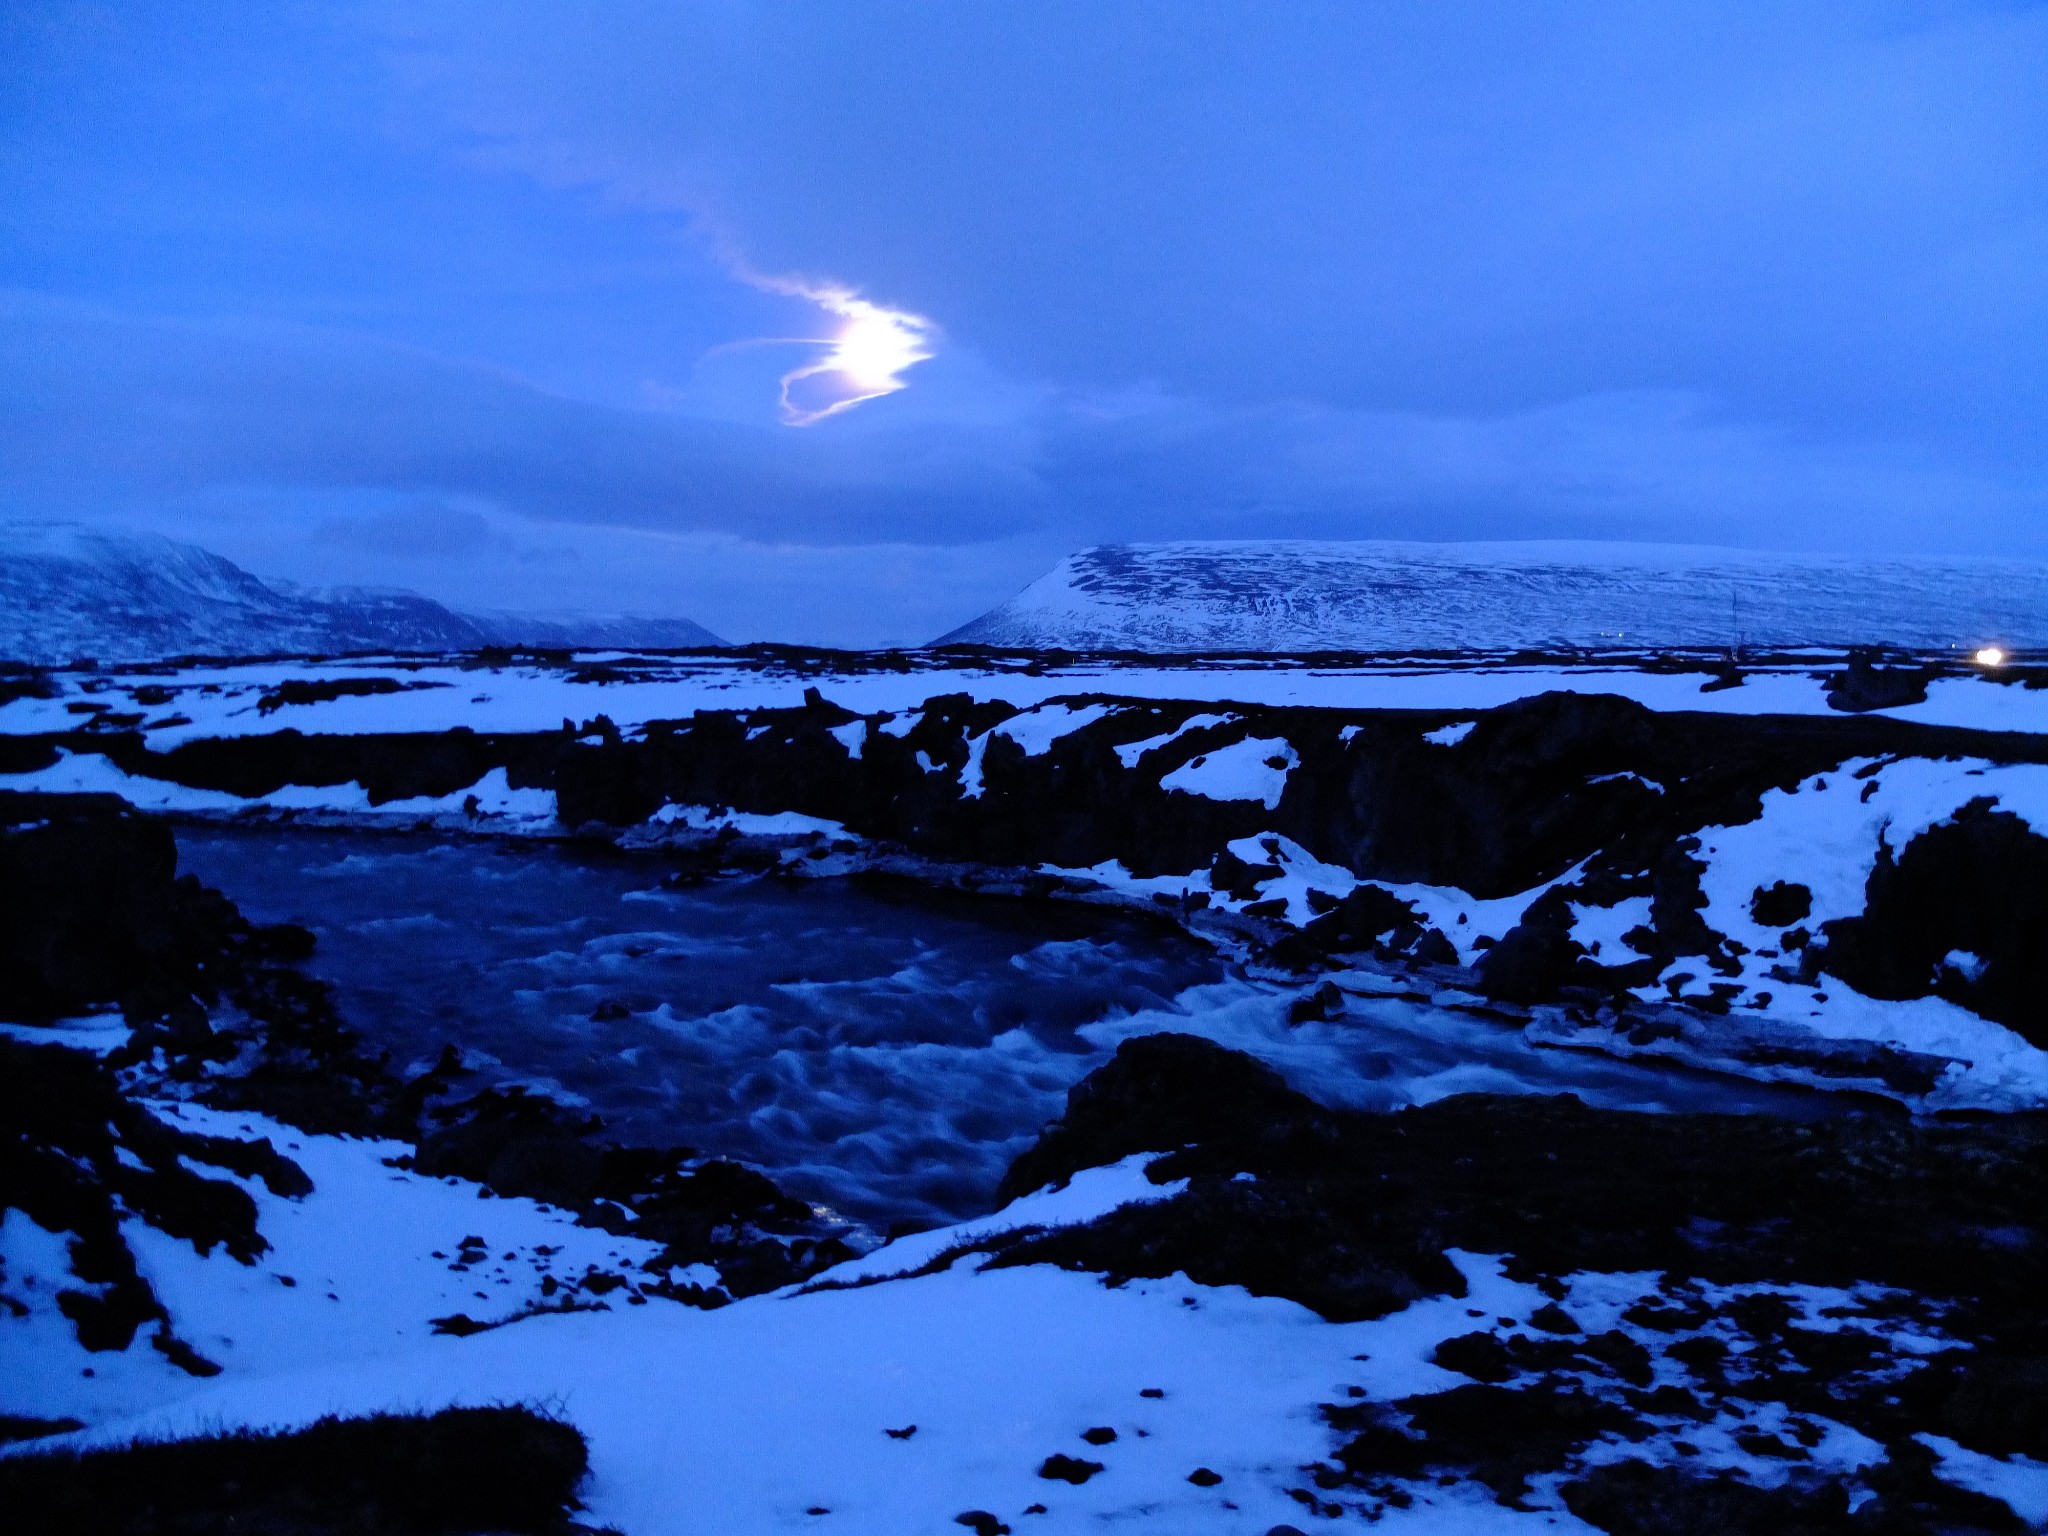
[1975,647,2007,667]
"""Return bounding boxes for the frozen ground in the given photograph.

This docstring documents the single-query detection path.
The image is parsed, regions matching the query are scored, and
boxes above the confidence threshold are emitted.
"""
[13,1105,2032,1534]
[5,648,2047,746]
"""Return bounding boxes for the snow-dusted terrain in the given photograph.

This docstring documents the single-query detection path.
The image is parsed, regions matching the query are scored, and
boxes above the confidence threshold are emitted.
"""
[11,1098,2024,1535]
[6,652,2047,1115]
[939,540,2048,652]
[8,631,2048,1530]
[4,647,2045,743]
[0,523,722,664]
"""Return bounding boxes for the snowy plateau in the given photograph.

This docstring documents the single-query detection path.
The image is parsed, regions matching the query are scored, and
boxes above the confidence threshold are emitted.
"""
[0,523,723,665]
[938,540,2048,652]
[5,632,2048,1530]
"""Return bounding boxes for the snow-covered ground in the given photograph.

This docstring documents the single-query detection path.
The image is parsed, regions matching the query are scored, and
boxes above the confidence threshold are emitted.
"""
[13,1105,2030,1534]
[6,650,2048,746]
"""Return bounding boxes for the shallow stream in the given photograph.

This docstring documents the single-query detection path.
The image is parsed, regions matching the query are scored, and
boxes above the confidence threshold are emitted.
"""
[179,827,1850,1229]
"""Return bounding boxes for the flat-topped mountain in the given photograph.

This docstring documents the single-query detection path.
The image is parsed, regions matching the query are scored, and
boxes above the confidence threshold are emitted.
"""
[0,523,722,663]
[937,539,2048,652]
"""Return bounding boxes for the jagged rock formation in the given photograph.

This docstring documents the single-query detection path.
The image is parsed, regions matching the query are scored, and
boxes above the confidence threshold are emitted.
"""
[937,540,2048,652]
[0,523,721,663]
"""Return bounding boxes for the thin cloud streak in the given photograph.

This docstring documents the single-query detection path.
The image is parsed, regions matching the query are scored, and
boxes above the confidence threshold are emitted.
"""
[711,251,938,425]
[759,277,936,426]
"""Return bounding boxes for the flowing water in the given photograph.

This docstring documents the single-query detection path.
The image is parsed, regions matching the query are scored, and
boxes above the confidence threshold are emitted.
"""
[178,827,1850,1230]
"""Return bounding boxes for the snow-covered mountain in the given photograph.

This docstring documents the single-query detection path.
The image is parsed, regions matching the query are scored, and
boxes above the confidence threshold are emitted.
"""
[0,524,722,663]
[937,540,2048,652]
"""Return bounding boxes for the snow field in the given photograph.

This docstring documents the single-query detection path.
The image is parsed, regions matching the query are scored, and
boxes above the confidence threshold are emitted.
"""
[0,1102,669,1428]
[6,653,2048,747]
[11,1109,2016,1534]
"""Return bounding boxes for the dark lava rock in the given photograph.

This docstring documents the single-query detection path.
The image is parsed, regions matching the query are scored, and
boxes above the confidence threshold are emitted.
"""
[985,1035,2048,1520]
[0,1035,307,1359]
[1819,801,2048,1042]
[987,1035,2048,1324]
[416,1087,850,1297]
[997,1034,1333,1203]
[1295,883,1430,958]
[1937,1356,2048,1461]
[1750,880,1813,927]
[1825,651,1935,713]
[1561,1452,2028,1535]
[1037,1454,1104,1484]
[416,1087,607,1203]
[1287,980,1345,1024]
[1394,1380,1648,1503]
[0,1406,594,1536]
[1,790,230,1022]
[255,676,416,715]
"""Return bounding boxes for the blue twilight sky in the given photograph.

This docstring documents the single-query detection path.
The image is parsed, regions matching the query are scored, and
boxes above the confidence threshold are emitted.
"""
[3,1,2044,643]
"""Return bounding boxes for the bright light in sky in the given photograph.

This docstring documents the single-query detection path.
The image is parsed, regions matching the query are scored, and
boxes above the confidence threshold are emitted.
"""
[760,279,936,426]
[1975,646,2007,666]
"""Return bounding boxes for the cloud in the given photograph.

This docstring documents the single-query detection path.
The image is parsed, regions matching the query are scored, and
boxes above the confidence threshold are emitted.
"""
[737,273,937,426]
[5,0,2046,642]
[311,498,503,560]
[0,302,1037,547]
[392,0,2048,455]
[6,299,2039,579]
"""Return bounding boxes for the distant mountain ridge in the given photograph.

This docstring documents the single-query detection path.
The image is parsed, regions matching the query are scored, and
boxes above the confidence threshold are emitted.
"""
[0,524,723,663]
[938,540,2048,652]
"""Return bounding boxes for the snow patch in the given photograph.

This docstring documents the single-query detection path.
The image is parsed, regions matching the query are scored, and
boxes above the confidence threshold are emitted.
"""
[648,803,849,838]
[959,702,1116,797]
[1115,713,1241,768]
[1159,736,1299,810]
[1570,897,1655,963]
[1919,1436,2048,1527]
[811,1153,1187,1286]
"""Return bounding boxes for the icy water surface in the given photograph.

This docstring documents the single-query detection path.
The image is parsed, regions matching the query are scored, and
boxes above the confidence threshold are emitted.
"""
[178,827,1848,1229]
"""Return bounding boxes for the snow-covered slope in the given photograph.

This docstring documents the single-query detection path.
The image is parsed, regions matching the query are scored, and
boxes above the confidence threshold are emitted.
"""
[938,540,2048,652]
[0,523,722,663]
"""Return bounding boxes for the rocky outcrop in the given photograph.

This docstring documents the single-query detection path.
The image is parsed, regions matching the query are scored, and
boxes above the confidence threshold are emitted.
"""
[14,685,2048,1060]
[1,793,855,1369]
[1820,801,2048,1037]
[968,1036,2048,1529]
[0,1037,308,1371]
